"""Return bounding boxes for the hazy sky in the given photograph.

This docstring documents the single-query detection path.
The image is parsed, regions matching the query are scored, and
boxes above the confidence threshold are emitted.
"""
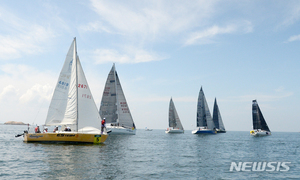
[0,0,299,131]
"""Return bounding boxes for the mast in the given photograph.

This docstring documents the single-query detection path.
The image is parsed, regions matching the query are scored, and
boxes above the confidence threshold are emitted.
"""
[113,63,119,125]
[74,37,79,132]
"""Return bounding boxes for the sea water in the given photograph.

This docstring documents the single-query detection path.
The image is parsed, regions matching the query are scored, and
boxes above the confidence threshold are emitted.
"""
[1,125,299,179]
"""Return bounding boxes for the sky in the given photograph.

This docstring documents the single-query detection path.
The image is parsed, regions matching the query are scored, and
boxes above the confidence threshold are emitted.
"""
[0,0,299,132]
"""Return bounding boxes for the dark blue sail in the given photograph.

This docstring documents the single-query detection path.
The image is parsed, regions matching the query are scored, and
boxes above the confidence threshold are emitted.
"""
[212,98,225,131]
[252,100,270,132]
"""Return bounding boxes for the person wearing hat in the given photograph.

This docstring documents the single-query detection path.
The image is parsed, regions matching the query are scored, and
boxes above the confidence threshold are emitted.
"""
[43,127,48,133]
[35,125,41,133]
[101,118,106,134]
[53,126,59,132]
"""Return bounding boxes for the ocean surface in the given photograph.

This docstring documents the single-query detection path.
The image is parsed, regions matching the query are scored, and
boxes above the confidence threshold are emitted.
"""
[1,125,300,180]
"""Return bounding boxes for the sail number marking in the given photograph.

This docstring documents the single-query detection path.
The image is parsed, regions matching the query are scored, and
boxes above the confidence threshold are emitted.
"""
[94,135,101,143]
[103,87,110,96]
[82,94,92,99]
[120,102,129,113]
[57,81,69,90]
[78,84,88,89]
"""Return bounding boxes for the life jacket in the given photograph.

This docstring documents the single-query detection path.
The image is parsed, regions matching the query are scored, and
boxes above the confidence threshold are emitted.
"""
[101,120,105,125]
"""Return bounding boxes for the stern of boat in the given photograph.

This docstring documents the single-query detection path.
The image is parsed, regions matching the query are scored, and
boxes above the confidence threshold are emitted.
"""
[250,130,271,136]
[192,128,216,134]
[106,126,136,135]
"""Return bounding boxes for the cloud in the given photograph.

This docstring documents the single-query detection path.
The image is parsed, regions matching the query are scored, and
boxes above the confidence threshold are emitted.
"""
[275,86,286,92]
[184,25,236,45]
[0,83,51,104]
[184,20,253,46]
[287,34,300,42]
[0,85,19,102]
[19,84,52,104]
[86,1,257,61]
[0,64,56,124]
[0,6,56,60]
[79,21,114,34]
[89,0,218,38]
[0,64,55,104]
[279,2,300,27]
[91,47,168,64]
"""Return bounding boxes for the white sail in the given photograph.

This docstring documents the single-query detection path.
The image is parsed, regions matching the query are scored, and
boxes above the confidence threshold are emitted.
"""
[61,44,78,126]
[45,38,101,131]
[169,98,183,130]
[77,57,102,130]
[99,64,135,129]
[45,40,75,126]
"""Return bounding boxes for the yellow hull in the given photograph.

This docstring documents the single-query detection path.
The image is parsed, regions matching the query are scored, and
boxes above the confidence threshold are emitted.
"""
[24,132,108,144]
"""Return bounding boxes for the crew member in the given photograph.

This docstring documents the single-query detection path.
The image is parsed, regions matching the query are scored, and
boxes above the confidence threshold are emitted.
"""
[35,125,41,133]
[53,126,59,132]
[101,118,106,134]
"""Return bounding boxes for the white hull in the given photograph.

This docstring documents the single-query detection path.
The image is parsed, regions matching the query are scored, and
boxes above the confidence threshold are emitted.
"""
[250,130,271,136]
[106,125,136,135]
[192,128,216,134]
[165,129,184,133]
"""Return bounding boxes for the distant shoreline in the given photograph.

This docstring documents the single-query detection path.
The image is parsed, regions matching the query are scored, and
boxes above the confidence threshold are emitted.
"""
[3,121,28,125]
[1,124,28,125]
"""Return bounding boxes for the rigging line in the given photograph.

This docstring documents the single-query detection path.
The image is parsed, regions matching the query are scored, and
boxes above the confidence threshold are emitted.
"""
[32,102,44,125]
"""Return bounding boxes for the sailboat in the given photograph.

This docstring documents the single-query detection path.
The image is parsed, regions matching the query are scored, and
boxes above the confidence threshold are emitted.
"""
[192,87,216,134]
[145,127,153,131]
[23,38,108,144]
[212,98,226,133]
[99,64,136,135]
[250,100,271,136]
[165,98,184,133]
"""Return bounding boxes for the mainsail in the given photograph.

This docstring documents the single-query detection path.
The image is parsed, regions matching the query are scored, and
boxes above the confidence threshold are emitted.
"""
[169,98,184,130]
[212,98,225,131]
[45,40,75,126]
[252,100,270,132]
[99,64,135,128]
[45,38,101,131]
[99,65,118,124]
[196,87,215,129]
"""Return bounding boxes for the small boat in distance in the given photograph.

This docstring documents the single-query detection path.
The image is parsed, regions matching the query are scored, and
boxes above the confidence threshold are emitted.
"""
[23,38,108,144]
[192,87,216,134]
[165,98,184,133]
[250,100,271,136]
[99,64,136,135]
[145,127,153,131]
[212,98,226,133]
